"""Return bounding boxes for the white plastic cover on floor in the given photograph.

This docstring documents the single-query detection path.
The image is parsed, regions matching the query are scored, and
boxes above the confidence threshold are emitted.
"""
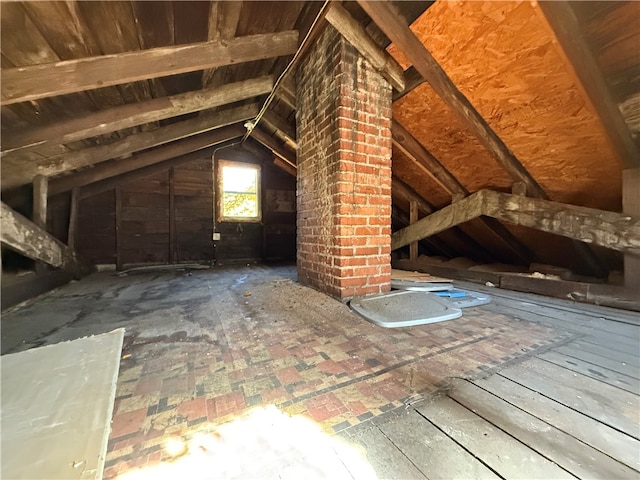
[350,291,462,328]
[1,328,124,480]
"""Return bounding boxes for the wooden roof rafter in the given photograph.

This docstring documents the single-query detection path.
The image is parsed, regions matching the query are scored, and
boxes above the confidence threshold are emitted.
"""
[2,76,273,156]
[359,0,608,277]
[392,175,497,263]
[533,0,640,168]
[392,120,534,265]
[1,30,299,105]
[3,103,259,190]
[49,123,248,196]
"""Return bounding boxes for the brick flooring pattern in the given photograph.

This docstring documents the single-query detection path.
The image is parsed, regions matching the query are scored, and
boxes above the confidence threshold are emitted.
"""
[101,269,572,478]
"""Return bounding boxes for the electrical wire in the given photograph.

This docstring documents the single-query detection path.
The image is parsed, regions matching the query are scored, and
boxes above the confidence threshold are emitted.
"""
[241,0,332,144]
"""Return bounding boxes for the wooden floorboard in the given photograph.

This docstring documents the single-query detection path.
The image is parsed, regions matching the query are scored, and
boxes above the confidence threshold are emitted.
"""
[462,282,640,325]
[499,358,640,439]
[538,349,640,394]
[482,303,640,355]
[448,378,637,479]
[473,374,640,471]
[414,396,574,479]
[483,297,640,338]
[377,409,500,479]
[557,340,640,378]
[346,427,428,480]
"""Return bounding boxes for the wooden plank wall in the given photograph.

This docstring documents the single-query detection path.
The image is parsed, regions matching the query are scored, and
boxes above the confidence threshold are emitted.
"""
[75,156,296,267]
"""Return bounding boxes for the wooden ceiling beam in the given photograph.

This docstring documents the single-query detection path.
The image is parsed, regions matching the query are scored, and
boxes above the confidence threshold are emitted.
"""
[50,124,246,196]
[2,76,273,156]
[392,190,640,255]
[5,104,257,190]
[392,120,533,265]
[1,201,66,267]
[325,3,405,91]
[1,31,298,105]
[358,0,547,200]
[534,1,640,168]
[392,175,498,263]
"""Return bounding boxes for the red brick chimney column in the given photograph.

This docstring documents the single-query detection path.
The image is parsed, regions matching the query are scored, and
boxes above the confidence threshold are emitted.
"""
[296,26,392,299]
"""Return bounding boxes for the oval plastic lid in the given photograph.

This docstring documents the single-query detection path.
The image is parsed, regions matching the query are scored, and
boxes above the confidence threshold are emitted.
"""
[349,290,462,328]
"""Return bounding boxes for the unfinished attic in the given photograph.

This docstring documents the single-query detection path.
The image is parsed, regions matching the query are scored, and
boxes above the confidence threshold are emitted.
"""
[1,1,639,479]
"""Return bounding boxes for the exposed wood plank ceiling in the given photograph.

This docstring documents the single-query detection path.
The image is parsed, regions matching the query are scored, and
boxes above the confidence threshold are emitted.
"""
[1,0,638,276]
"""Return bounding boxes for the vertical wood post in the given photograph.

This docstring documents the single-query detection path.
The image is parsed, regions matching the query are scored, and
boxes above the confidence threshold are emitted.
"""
[169,167,177,264]
[33,175,48,273]
[115,187,123,271]
[623,168,640,293]
[68,187,80,251]
[409,200,418,261]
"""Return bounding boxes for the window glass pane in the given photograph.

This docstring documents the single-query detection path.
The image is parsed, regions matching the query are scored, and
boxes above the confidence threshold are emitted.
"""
[219,162,260,221]
[223,166,257,194]
[222,192,258,217]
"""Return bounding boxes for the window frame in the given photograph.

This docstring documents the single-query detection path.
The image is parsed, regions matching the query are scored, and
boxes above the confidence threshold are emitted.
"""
[216,159,262,223]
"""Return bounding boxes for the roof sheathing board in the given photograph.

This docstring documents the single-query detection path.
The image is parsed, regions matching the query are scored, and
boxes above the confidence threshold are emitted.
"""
[388,1,622,211]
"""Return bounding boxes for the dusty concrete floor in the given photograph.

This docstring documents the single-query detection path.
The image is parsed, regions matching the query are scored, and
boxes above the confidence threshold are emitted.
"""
[1,264,569,478]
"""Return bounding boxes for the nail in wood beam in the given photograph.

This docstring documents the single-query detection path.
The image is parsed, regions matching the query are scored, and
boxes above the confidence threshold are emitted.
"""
[325,3,405,91]
[359,0,547,199]
[1,31,298,105]
[534,1,640,168]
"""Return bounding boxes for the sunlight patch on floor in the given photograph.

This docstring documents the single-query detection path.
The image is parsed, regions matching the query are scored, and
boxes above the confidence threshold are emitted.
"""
[117,405,377,479]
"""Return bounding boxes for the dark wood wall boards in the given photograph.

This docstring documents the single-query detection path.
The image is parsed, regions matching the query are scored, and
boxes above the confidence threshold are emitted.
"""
[74,150,296,269]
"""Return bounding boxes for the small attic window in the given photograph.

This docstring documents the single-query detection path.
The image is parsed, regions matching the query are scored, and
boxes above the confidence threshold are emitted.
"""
[217,160,261,222]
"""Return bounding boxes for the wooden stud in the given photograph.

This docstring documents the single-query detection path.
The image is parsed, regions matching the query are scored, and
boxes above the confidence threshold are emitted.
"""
[68,187,79,251]
[2,77,272,156]
[534,1,640,169]
[5,104,258,189]
[325,3,405,91]
[33,175,49,273]
[115,188,122,271]
[32,175,48,230]
[409,201,419,261]
[623,168,640,293]
[359,0,548,199]
[392,190,640,255]
[169,167,177,264]
[51,124,246,197]
[1,31,299,105]
[263,110,297,150]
